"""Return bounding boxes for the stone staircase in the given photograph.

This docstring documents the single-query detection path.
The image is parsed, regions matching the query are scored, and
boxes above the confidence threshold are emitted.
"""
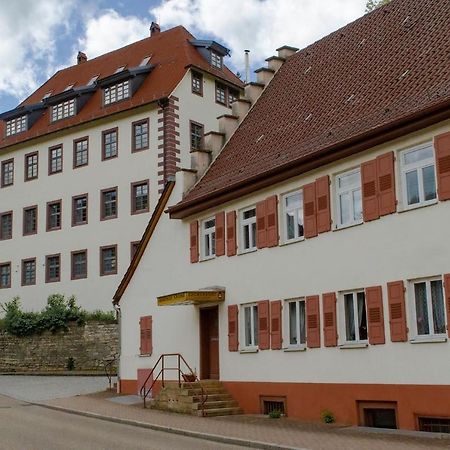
[151,380,242,417]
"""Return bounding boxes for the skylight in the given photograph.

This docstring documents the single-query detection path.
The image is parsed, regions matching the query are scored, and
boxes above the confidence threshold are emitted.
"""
[42,91,52,100]
[114,66,126,74]
[64,84,74,91]
[87,75,99,86]
[139,56,151,66]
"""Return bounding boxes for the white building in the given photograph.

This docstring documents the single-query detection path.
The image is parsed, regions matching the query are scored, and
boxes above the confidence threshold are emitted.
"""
[115,0,450,431]
[0,24,243,312]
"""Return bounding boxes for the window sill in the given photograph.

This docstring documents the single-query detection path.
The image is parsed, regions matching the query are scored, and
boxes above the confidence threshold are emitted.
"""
[283,346,306,352]
[200,255,216,263]
[139,353,152,357]
[410,336,447,344]
[398,199,438,213]
[333,220,363,232]
[238,248,257,256]
[280,237,305,247]
[339,342,368,349]
[239,347,259,354]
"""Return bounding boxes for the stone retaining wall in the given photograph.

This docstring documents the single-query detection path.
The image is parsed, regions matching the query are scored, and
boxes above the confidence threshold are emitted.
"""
[0,322,118,373]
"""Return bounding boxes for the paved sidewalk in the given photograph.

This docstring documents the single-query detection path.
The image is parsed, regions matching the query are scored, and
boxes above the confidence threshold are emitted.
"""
[40,392,450,450]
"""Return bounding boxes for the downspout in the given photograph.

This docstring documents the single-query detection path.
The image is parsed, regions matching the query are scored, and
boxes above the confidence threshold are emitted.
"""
[113,302,121,393]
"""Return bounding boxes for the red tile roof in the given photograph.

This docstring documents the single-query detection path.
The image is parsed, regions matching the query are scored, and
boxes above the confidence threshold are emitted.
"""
[170,0,450,218]
[0,26,242,150]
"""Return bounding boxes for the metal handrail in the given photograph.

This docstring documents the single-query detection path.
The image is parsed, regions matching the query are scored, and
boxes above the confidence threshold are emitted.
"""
[104,354,117,390]
[139,353,208,416]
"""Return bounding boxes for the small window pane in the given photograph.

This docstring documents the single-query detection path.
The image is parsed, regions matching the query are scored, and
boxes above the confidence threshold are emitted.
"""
[357,292,368,341]
[430,280,445,334]
[406,170,420,205]
[244,307,252,346]
[422,166,437,201]
[353,189,363,221]
[345,294,355,341]
[289,302,298,345]
[404,147,433,165]
[415,282,429,335]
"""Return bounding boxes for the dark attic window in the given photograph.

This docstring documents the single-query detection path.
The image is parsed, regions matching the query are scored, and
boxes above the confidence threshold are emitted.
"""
[211,51,223,69]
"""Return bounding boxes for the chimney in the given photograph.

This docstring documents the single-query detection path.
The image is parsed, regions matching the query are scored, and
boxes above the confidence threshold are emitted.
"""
[77,51,87,65]
[244,50,250,83]
[150,22,161,37]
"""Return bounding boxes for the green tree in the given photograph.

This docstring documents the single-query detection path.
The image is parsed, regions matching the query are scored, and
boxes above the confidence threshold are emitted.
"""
[366,0,391,13]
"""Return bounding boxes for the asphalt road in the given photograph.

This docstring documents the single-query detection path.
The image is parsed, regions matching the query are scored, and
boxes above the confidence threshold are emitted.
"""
[0,395,249,450]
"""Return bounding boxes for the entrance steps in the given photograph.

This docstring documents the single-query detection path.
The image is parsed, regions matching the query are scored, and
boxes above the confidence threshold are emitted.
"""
[151,380,242,417]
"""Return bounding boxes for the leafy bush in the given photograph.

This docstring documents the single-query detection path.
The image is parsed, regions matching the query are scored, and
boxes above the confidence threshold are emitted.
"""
[320,409,336,424]
[268,409,282,419]
[85,309,116,323]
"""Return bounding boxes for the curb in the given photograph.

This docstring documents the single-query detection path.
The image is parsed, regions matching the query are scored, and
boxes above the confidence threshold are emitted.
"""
[34,402,307,450]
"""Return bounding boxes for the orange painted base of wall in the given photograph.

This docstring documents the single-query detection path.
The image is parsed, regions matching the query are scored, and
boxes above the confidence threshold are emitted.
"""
[222,381,450,430]
[119,378,162,396]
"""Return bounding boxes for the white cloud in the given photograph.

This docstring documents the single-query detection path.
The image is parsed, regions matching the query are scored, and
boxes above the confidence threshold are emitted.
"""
[151,0,366,74]
[0,0,74,103]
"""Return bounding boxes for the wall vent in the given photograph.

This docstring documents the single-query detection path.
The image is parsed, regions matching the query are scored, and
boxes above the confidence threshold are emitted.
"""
[260,396,286,416]
[418,417,450,433]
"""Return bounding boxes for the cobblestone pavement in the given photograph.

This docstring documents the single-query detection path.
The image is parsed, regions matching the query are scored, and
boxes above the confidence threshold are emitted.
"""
[0,375,115,402]
[42,391,450,450]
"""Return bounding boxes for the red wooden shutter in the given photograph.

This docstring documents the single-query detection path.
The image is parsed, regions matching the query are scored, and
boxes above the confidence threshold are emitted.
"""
[256,200,267,248]
[316,176,331,233]
[361,159,380,221]
[366,286,385,345]
[228,305,239,351]
[226,211,237,256]
[265,195,279,247]
[147,316,153,355]
[377,152,396,215]
[435,131,450,201]
[270,300,282,350]
[139,316,152,355]
[444,274,450,338]
[387,281,408,342]
[215,211,225,257]
[258,300,270,350]
[139,317,146,355]
[306,295,320,348]
[190,221,199,263]
[322,292,337,347]
[303,182,318,238]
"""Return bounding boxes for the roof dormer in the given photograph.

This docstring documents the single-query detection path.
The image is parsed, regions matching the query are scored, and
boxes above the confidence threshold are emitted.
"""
[0,102,46,137]
[189,40,230,70]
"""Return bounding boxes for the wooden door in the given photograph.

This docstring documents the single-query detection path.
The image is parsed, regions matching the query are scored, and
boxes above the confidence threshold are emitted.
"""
[200,306,219,379]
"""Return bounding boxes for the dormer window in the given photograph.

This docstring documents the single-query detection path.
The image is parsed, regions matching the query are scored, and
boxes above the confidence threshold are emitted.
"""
[5,115,27,136]
[51,99,76,122]
[104,80,130,105]
[211,51,223,69]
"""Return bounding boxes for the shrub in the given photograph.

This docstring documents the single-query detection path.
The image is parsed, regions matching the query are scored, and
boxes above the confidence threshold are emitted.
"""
[320,409,336,424]
[66,357,75,371]
[85,310,116,323]
[268,409,282,419]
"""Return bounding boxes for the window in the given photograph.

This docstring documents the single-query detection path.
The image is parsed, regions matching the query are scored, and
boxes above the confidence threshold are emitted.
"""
[411,278,446,337]
[243,304,258,348]
[72,194,88,226]
[101,188,118,220]
[114,66,126,74]
[191,71,203,95]
[47,200,62,231]
[336,168,363,227]
[190,121,204,150]
[23,206,37,235]
[104,80,130,105]
[22,258,36,286]
[132,119,149,151]
[240,207,257,252]
[100,245,117,276]
[6,115,27,136]
[0,263,11,288]
[286,298,306,347]
[51,99,76,122]
[25,152,38,181]
[71,250,87,280]
[228,88,239,105]
[343,291,368,343]
[49,145,63,174]
[73,137,88,168]
[202,217,216,259]
[418,417,450,434]
[131,181,149,214]
[215,82,227,105]
[211,51,223,69]
[1,159,14,187]
[0,212,12,240]
[140,56,151,66]
[87,75,99,86]
[400,143,436,208]
[131,241,140,260]
[46,254,60,283]
[102,128,118,160]
[282,191,304,242]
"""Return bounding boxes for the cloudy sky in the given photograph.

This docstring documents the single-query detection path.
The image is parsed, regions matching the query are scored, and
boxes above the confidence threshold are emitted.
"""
[0,0,368,112]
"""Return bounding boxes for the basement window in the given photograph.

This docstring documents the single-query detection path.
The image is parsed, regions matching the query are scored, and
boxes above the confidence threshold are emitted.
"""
[6,115,27,136]
[418,417,450,433]
[358,401,397,429]
[260,396,286,416]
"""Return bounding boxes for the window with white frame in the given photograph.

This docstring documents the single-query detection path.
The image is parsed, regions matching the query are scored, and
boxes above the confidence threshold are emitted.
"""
[282,191,304,242]
[104,80,130,105]
[336,168,363,227]
[343,290,368,343]
[202,218,216,259]
[6,115,27,136]
[286,298,306,347]
[400,143,437,208]
[243,304,258,348]
[240,207,256,252]
[411,278,446,337]
[51,99,76,122]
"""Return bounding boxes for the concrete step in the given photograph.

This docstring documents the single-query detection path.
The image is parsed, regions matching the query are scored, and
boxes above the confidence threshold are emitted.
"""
[185,387,227,396]
[198,407,243,417]
[193,400,239,410]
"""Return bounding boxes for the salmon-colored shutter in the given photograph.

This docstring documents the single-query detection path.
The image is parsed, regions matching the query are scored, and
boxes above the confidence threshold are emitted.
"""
[265,195,279,247]
[140,316,152,355]
[303,182,318,238]
[228,304,239,351]
[215,211,225,257]
[190,221,199,263]
[322,292,337,347]
[435,131,450,201]
[366,286,385,345]
[270,300,282,350]
[444,274,450,338]
[306,295,320,348]
[226,211,237,257]
[387,281,408,342]
[361,159,380,221]
[139,317,146,355]
[377,152,396,215]
[147,316,153,355]
[258,300,270,350]
[316,176,331,233]
[256,200,267,248]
